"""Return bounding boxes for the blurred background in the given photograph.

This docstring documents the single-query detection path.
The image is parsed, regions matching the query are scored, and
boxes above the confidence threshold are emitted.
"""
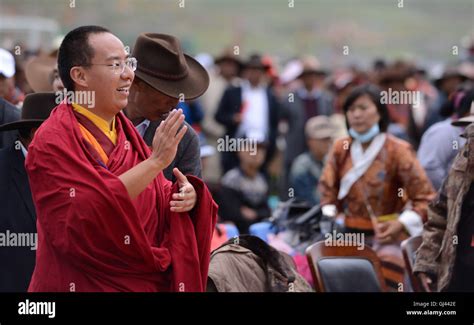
[1,0,474,293]
[1,0,473,68]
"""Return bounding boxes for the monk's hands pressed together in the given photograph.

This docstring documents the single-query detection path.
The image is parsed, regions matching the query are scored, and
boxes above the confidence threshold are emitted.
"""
[150,109,187,170]
[170,168,197,212]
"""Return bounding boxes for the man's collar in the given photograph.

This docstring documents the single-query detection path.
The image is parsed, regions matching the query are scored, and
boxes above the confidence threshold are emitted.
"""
[136,119,150,128]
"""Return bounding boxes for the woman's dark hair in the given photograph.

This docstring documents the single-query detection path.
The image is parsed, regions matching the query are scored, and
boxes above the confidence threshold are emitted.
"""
[342,83,390,132]
[58,25,110,91]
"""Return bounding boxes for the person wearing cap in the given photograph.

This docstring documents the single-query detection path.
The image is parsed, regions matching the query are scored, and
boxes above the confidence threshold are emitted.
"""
[214,47,243,84]
[0,49,21,149]
[281,56,334,196]
[289,116,335,206]
[200,48,242,142]
[124,33,209,182]
[418,89,474,190]
[25,26,217,292]
[0,48,19,104]
[217,134,271,234]
[215,53,281,174]
[0,92,57,291]
[414,111,474,291]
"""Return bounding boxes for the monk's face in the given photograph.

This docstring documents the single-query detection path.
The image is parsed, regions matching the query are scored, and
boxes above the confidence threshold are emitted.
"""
[81,32,134,115]
[128,78,179,122]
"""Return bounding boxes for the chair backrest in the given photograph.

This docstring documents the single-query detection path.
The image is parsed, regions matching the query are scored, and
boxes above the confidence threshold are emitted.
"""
[401,236,423,292]
[306,240,387,292]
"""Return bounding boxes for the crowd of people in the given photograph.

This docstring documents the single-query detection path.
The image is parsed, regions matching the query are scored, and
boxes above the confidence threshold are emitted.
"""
[0,24,473,292]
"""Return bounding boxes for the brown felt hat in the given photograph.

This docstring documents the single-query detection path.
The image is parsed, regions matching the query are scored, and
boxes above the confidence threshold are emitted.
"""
[0,92,57,131]
[132,33,209,100]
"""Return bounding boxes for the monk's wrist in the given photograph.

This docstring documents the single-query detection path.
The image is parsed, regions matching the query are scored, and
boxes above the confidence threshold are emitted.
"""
[147,157,165,174]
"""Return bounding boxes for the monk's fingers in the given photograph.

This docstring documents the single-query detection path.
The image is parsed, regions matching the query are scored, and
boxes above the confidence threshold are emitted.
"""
[173,168,189,185]
[170,206,192,213]
[180,181,194,193]
[162,109,182,134]
[172,123,187,144]
[172,188,192,200]
[166,110,184,136]
[154,120,164,138]
[160,109,175,132]
[170,200,194,212]
[172,191,189,200]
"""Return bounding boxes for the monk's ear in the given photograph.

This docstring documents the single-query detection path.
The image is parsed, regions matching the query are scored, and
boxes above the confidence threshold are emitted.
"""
[70,66,88,88]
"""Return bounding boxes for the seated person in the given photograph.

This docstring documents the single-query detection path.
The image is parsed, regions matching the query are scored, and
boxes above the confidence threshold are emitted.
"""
[289,116,335,205]
[217,136,270,233]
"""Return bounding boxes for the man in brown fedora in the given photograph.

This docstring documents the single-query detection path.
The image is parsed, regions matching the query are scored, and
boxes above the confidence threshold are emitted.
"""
[25,26,217,292]
[0,92,57,291]
[124,33,209,181]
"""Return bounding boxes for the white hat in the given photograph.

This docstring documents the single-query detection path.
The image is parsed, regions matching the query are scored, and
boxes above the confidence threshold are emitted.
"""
[0,48,15,78]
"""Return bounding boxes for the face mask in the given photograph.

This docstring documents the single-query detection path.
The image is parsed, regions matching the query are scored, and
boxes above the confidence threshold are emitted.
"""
[349,124,380,143]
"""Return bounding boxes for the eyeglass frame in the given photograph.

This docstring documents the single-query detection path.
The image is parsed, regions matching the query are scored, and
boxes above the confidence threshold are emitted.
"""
[83,57,138,75]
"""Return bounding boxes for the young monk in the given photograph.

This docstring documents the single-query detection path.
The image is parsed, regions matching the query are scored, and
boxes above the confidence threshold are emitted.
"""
[26,25,217,292]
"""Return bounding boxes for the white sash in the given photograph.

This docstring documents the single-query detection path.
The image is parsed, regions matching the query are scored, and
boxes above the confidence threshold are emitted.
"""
[337,133,387,200]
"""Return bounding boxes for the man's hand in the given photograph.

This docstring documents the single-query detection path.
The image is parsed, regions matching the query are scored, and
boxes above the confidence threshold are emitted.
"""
[150,109,187,170]
[417,272,435,292]
[376,220,405,244]
[170,168,197,213]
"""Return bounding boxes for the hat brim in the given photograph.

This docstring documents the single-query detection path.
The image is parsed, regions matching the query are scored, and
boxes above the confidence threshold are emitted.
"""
[434,74,468,87]
[0,120,44,132]
[25,56,56,92]
[215,56,243,67]
[134,53,209,100]
[297,69,328,79]
[452,116,474,126]
[307,130,335,139]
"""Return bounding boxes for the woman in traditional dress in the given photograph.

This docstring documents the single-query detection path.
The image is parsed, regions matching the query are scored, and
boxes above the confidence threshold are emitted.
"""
[319,84,435,291]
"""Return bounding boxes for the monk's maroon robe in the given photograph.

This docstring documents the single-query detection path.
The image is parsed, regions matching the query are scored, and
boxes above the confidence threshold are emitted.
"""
[26,102,217,292]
